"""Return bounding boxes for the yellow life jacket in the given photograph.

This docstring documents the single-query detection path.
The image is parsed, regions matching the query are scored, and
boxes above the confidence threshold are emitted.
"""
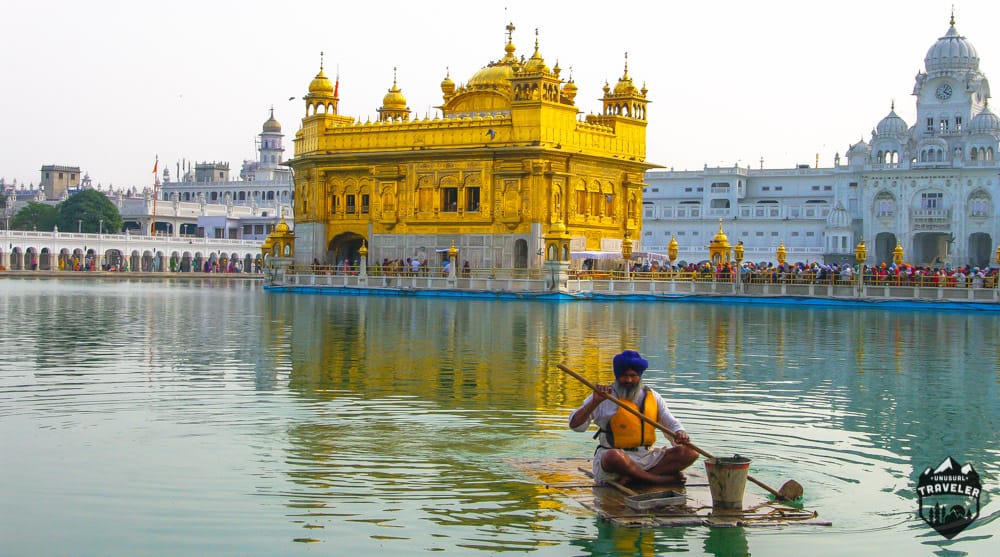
[607,388,658,449]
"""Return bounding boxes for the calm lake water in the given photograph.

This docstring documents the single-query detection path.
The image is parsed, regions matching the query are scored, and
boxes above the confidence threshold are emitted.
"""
[1,278,997,556]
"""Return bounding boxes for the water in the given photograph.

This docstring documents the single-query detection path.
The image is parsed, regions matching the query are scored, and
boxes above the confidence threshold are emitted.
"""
[0,279,997,556]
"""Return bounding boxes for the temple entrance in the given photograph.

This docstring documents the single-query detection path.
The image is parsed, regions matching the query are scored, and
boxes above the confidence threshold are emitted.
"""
[514,239,528,269]
[968,232,993,268]
[912,232,951,266]
[328,233,365,266]
[874,232,898,265]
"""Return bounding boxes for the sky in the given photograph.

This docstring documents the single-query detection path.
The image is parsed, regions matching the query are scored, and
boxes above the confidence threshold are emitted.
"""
[3,0,998,191]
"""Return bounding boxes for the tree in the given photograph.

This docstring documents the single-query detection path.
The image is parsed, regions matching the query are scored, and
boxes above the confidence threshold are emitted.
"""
[12,201,59,231]
[58,189,123,233]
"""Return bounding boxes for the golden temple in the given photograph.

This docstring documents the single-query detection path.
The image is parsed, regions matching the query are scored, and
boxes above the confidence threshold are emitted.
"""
[286,23,657,270]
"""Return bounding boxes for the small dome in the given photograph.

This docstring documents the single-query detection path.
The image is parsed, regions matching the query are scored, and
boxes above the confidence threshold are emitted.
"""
[876,105,908,137]
[848,139,871,156]
[826,201,851,229]
[309,68,335,96]
[523,33,549,74]
[562,80,578,102]
[275,219,291,234]
[262,109,281,132]
[924,17,979,73]
[969,104,1000,135]
[712,223,729,244]
[382,73,407,110]
[611,55,638,96]
[440,70,455,96]
[613,73,637,96]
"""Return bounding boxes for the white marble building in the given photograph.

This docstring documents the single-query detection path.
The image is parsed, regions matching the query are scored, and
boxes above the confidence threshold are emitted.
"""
[643,15,998,269]
[155,109,294,238]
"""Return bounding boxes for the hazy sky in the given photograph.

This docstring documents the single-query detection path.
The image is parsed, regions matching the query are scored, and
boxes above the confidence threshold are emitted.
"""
[3,0,997,190]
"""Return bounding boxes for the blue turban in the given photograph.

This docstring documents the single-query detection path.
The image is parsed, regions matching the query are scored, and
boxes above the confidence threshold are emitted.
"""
[613,350,648,377]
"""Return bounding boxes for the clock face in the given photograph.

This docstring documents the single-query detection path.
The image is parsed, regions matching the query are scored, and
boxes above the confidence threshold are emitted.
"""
[935,83,953,100]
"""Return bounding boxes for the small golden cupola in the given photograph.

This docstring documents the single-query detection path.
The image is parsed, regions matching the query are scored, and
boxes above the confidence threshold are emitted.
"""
[708,220,732,265]
[601,52,648,121]
[305,52,338,117]
[613,55,638,96]
[522,30,550,74]
[440,67,456,101]
[378,67,411,122]
[561,67,578,105]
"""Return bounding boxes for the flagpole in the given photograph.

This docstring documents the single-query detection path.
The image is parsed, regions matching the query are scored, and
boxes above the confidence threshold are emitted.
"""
[151,155,159,236]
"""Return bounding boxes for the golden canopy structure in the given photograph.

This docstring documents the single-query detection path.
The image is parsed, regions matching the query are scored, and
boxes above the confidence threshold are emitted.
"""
[287,25,657,270]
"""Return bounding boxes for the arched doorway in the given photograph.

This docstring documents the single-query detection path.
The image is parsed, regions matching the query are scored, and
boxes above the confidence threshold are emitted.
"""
[913,232,951,266]
[874,232,897,265]
[328,232,365,266]
[39,248,53,270]
[968,232,993,268]
[514,239,528,269]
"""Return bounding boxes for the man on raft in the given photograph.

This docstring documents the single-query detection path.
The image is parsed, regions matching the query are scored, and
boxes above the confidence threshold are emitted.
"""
[569,349,699,485]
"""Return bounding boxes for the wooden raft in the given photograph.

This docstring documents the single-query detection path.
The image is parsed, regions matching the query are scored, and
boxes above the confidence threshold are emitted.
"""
[508,457,831,528]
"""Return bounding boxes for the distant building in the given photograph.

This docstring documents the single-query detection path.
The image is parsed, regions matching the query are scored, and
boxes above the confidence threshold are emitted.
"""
[160,109,292,209]
[287,24,654,269]
[644,14,999,269]
[40,164,80,200]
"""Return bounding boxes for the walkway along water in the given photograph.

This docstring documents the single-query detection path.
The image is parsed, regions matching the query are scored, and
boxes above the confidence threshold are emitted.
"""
[2,229,262,273]
[263,263,1000,310]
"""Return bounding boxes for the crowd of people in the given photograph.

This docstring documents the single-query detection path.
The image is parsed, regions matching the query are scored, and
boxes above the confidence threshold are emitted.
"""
[306,257,473,278]
[590,260,999,288]
[293,256,999,289]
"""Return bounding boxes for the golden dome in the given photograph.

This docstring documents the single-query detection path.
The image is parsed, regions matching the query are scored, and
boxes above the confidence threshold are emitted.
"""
[262,108,281,132]
[612,53,638,96]
[613,74,637,96]
[382,70,407,109]
[309,67,334,96]
[440,69,455,96]
[562,79,578,102]
[522,31,549,74]
[467,22,520,89]
[468,62,516,89]
[275,219,291,234]
[712,221,729,244]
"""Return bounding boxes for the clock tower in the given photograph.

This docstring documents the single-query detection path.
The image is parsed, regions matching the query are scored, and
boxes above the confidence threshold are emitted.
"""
[912,13,990,146]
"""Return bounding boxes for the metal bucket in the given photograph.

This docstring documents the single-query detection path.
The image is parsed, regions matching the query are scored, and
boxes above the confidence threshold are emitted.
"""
[705,455,751,510]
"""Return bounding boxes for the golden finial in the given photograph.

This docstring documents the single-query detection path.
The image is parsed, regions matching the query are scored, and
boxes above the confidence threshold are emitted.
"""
[320,51,324,71]
[623,51,629,77]
[506,21,515,43]
[393,66,398,87]
[891,99,895,111]
[950,5,955,26]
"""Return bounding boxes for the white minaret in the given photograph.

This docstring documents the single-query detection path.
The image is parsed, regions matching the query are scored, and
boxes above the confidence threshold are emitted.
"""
[258,108,284,170]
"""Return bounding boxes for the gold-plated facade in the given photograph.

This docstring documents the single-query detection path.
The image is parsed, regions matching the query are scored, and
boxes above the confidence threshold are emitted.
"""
[287,24,656,269]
